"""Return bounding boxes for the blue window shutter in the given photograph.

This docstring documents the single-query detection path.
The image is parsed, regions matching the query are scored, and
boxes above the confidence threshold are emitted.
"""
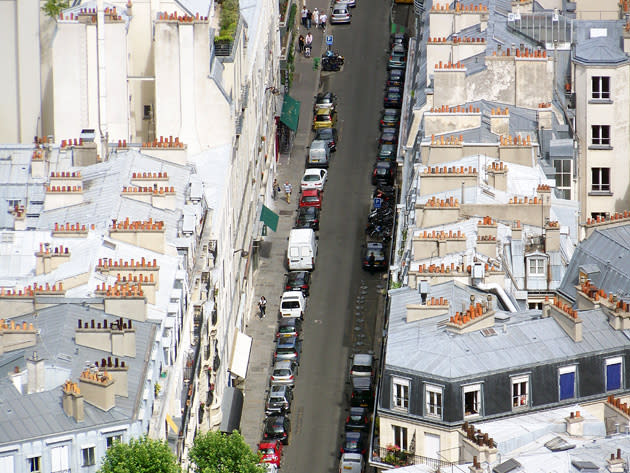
[559,372,575,400]
[607,363,622,391]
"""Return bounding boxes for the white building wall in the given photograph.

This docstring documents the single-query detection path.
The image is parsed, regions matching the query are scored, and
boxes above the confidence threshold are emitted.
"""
[104,22,130,141]
[154,22,183,143]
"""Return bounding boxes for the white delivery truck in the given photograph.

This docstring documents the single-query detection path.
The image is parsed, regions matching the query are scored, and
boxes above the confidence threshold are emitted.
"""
[287,228,318,271]
[280,291,306,319]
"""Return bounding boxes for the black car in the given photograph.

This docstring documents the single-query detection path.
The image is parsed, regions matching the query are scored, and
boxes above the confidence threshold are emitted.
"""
[379,127,398,145]
[380,108,401,129]
[377,143,397,161]
[314,127,338,152]
[265,384,294,415]
[386,69,405,87]
[274,335,302,364]
[284,271,311,296]
[263,415,291,445]
[276,317,303,338]
[295,206,320,231]
[372,161,396,186]
[345,407,370,431]
[340,431,367,455]
[350,389,374,409]
[313,91,337,112]
[362,241,387,271]
[384,87,402,108]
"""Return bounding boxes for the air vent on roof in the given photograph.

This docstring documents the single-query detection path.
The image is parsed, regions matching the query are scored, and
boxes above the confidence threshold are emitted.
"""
[570,460,599,472]
[495,312,511,321]
[0,232,15,243]
[544,436,575,452]
[492,458,521,473]
[481,327,497,337]
[102,239,116,250]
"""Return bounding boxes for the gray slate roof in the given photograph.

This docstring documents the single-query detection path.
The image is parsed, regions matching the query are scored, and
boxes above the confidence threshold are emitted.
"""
[573,36,628,65]
[386,283,630,380]
[0,303,157,445]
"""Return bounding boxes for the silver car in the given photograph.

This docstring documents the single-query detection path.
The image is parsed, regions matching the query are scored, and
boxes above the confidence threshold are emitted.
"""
[330,4,351,24]
[270,360,298,386]
[339,453,364,473]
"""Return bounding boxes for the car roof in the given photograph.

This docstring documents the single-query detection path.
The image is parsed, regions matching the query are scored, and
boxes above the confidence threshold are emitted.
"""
[282,290,303,298]
[315,107,333,115]
[304,168,323,175]
[302,189,319,196]
[349,406,366,415]
[345,431,362,440]
[353,353,373,364]
[366,242,384,250]
[270,384,288,394]
[276,336,298,347]
[342,453,364,462]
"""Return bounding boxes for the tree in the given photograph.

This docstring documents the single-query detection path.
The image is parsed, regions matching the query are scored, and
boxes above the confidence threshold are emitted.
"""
[98,436,180,473]
[188,430,263,473]
[42,0,70,18]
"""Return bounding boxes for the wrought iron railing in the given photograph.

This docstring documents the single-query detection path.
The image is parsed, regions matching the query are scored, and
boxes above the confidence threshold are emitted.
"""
[373,446,455,470]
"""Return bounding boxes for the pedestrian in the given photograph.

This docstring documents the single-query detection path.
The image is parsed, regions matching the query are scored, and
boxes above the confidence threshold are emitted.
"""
[306,9,312,29]
[272,178,279,199]
[298,35,305,53]
[258,296,267,318]
[305,32,313,47]
[313,8,319,29]
[301,6,307,27]
[319,12,327,31]
[284,181,293,204]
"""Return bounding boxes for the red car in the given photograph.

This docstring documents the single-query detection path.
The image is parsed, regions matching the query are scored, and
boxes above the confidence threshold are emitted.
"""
[258,440,283,467]
[299,189,322,209]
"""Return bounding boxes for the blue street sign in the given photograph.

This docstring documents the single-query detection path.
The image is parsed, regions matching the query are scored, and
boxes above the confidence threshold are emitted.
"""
[373,198,382,209]
[326,34,334,45]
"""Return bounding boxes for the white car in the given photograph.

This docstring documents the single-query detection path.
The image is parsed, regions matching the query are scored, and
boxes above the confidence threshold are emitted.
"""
[330,4,351,24]
[301,168,328,191]
[280,291,306,319]
[339,453,364,473]
[260,463,278,473]
[335,0,356,7]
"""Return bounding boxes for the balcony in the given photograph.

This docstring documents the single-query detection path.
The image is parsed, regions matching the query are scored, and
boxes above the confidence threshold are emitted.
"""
[372,446,455,470]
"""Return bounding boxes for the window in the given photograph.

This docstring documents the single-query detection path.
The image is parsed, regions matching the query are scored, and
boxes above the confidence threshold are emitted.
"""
[591,125,610,146]
[606,357,623,391]
[28,456,41,472]
[392,378,409,411]
[425,385,443,418]
[553,159,571,199]
[591,168,611,192]
[592,76,610,99]
[106,435,122,449]
[463,384,482,417]
[511,375,529,408]
[143,105,153,120]
[50,445,69,473]
[0,456,14,473]
[82,447,95,466]
[528,258,545,276]
[392,425,408,451]
[559,366,576,400]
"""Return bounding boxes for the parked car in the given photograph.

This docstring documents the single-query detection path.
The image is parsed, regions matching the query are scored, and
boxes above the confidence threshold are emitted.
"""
[351,353,374,378]
[265,384,294,415]
[315,127,338,152]
[379,127,398,145]
[313,108,337,129]
[330,4,351,24]
[339,453,365,473]
[260,463,278,473]
[263,415,291,445]
[386,69,405,87]
[258,440,283,467]
[362,241,387,271]
[274,335,302,363]
[314,92,337,112]
[299,189,323,209]
[301,168,328,191]
[345,407,370,432]
[350,389,374,409]
[390,32,409,49]
[308,139,331,168]
[340,431,367,455]
[383,87,402,108]
[276,317,303,339]
[295,206,320,231]
[388,50,407,70]
[270,360,298,387]
[372,161,396,186]
[284,272,311,297]
[377,143,397,161]
[380,108,401,129]
[280,291,306,319]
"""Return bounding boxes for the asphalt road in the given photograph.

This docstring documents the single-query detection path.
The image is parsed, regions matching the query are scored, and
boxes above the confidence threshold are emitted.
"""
[282,1,391,472]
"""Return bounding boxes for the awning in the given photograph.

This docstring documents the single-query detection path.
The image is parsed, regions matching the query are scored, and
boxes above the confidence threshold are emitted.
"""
[280,94,300,131]
[220,387,244,433]
[260,205,279,232]
[229,331,252,379]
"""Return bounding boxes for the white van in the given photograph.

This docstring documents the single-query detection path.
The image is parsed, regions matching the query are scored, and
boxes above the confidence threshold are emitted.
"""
[287,228,318,271]
[280,291,306,319]
[307,140,331,168]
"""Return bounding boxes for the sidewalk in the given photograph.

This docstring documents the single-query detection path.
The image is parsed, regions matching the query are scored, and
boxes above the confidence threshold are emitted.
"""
[240,17,329,450]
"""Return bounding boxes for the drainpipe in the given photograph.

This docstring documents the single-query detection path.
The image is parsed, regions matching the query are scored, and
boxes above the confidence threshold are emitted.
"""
[477,282,518,312]
[97,0,109,158]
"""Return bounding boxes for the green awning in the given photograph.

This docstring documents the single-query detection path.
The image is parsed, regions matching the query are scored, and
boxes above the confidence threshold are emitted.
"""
[280,94,301,131]
[260,205,279,232]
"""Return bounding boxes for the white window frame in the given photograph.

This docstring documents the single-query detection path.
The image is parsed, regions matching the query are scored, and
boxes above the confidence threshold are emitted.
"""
[511,375,529,409]
[50,445,69,473]
[82,446,96,466]
[591,76,611,100]
[463,383,482,418]
[392,377,410,411]
[106,434,123,449]
[591,125,611,146]
[392,424,408,451]
[28,456,41,473]
[591,167,611,192]
[528,258,545,276]
[606,356,623,391]
[425,384,443,418]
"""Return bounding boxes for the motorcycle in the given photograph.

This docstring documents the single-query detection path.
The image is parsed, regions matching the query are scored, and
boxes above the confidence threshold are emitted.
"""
[321,50,345,71]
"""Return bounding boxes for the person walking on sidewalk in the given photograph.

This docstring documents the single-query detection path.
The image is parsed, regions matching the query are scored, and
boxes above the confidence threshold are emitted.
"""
[319,12,327,31]
[284,181,293,204]
[258,296,267,318]
[272,178,279,199]
[298,35,305,53]
[305,32,313,48]
[312,8,319,29]
[301,6,307,27]
[306,9,312,29]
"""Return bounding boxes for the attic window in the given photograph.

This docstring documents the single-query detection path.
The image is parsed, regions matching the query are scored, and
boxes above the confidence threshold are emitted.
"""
[590,28,607,38]
[571,460,599,472]
[481,327,497,337]
[544,436,575,452]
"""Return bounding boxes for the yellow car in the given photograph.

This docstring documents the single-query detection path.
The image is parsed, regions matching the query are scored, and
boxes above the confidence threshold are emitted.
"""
[313,108,337,130]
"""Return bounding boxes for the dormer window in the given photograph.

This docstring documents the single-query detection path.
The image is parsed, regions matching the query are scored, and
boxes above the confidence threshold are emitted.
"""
[528,258,545,276]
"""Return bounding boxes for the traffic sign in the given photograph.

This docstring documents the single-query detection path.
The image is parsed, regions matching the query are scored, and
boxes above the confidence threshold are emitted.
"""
[326,34,334,45]
[373,197,382,209]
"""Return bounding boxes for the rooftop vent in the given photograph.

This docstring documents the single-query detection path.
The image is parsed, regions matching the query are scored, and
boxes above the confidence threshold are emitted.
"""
[544,436,575,452]
[492,458,522,473]
[571,460,599,473]
[481,327,497,337]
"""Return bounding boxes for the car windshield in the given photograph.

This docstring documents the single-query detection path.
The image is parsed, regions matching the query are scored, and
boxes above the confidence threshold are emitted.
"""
[384,110,400,117]
[316,115,331,121]
[381,144,394,152]
[278,325,296,334]
[282,301,300,309]
[276,347,295,354]
[303,196,319,202]
[353,365,371,372]
[304,175,320,181]
[260,448,275,454]
[333,8,347,13]
[269,395,285,402]
[345,438,360,448]
[288,273,306,283]
[274,369,291,376]
[317,129,333,138]
[376,168,388,175]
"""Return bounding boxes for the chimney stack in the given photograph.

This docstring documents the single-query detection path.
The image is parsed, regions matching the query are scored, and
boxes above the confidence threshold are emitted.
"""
[27,351,45,394]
